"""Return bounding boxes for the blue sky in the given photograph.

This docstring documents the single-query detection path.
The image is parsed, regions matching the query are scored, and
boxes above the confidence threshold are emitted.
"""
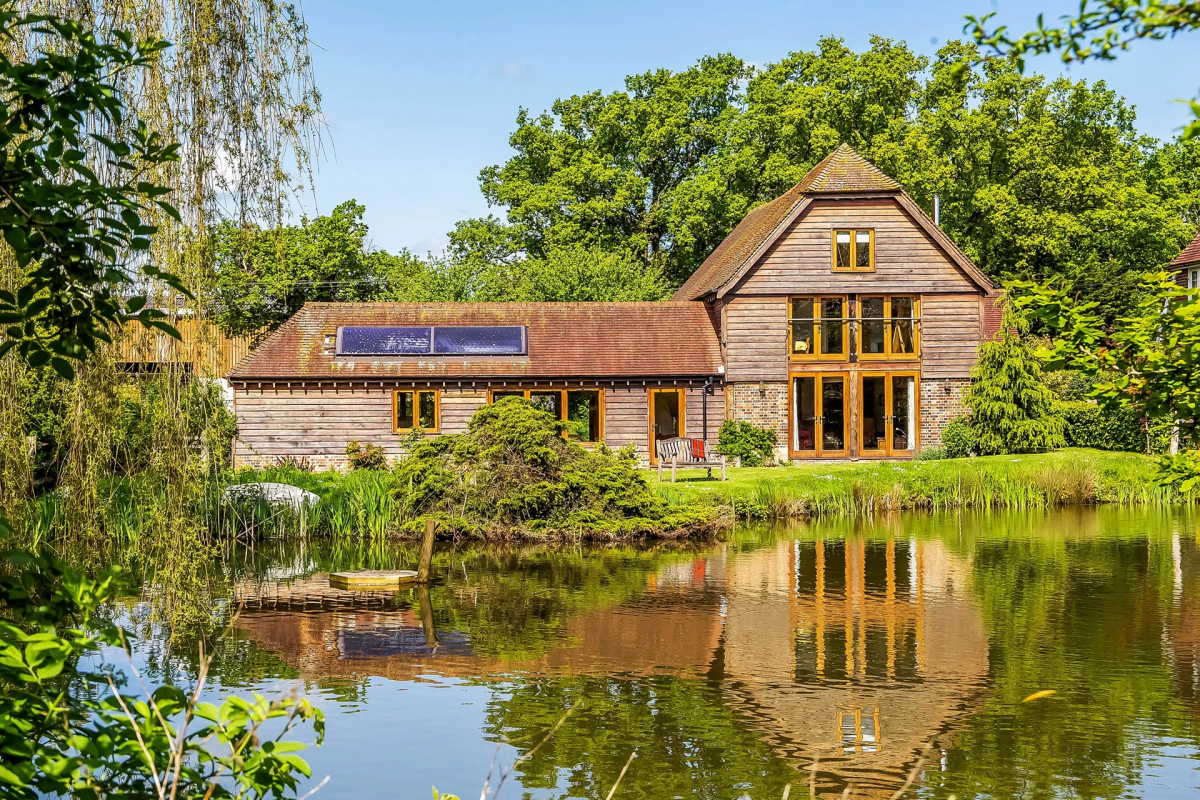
[300,0,1198,255]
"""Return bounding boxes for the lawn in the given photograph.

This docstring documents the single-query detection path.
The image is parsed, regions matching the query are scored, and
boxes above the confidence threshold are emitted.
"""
[647,448,1188,519]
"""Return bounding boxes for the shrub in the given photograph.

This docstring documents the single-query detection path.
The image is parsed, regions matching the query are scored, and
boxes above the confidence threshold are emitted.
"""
[966,302,1065,454]
[1062,401,1146,452]
[392,397,714,535]
[914,446,946,461]
[345,439,388,470]
[941,417,978,459]
[716,420,778,467]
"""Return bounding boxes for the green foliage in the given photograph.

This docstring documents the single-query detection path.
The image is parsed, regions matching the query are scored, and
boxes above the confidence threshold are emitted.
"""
[450,38,1193,316]
[391,398,714,537]
[715,420,777,467]
[345,439,388,471]
[0,6,187,378]
[966,302,1066,455]
[1061,401,1149,453]
[0,541,323,798]
[941,417,979,459]
[964,1,1200,137]
[1015,273,1200,487]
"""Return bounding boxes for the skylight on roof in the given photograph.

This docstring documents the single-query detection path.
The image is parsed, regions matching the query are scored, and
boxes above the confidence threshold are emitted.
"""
[337,326,526,356]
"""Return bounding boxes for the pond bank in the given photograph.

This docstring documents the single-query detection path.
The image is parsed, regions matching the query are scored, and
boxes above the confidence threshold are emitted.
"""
[652,448,1193,520]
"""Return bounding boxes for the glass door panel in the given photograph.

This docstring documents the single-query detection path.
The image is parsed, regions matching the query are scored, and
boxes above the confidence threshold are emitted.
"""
[861,376,887,453]
[793,376,817,454]
[891,375,915,453]
[649,389,684,463]
[821,377,846,453]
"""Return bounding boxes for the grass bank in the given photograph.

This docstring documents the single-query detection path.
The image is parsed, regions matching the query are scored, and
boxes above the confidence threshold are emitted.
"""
[650,449,1193,520]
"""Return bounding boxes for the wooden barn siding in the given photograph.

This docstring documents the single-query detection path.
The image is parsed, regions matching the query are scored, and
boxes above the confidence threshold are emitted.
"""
[603,387,649,454]
[685,385,725,449]
[233,387,487,460]
[724,297,789,382]
[731,198,983,296]
[920,294,983,379]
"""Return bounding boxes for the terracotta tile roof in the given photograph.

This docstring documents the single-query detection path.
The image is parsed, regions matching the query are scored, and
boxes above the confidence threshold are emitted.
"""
[674,144,900,300]
[1170,232,1200,270]
[228,302,723,381]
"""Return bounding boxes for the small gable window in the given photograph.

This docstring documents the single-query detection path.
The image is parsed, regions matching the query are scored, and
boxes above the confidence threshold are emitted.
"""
[832,229,874,272]
[394,390,439,433]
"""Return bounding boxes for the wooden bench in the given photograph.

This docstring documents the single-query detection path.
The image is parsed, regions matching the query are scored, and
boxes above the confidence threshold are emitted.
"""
[656,437,726,482]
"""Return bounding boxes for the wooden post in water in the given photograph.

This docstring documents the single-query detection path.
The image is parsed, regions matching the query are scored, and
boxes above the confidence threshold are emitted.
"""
[416,584,438,649]
[417,517,437,583]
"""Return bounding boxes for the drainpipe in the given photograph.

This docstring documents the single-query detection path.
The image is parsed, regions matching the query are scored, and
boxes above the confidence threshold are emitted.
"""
[703,376,712,444]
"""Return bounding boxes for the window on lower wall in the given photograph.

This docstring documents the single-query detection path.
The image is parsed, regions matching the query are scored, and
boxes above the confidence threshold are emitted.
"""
[488,388,604,442]
[790,296,848,360]
[394,390,439,433]
[858,296,920,359]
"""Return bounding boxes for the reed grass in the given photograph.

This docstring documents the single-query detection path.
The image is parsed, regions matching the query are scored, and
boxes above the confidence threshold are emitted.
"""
[652,448,1194,520]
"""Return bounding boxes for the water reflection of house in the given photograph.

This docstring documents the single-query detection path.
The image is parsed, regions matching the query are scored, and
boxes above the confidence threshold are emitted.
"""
[720,535,989,798]
[1171,530,1200,716]
[232,569,724,682]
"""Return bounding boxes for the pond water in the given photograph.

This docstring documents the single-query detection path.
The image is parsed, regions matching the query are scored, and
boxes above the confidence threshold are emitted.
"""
[115,508,1200,799]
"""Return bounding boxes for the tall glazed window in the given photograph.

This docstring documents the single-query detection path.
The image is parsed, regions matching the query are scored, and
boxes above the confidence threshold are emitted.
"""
[790,296,848,360]
[857,296,920,359]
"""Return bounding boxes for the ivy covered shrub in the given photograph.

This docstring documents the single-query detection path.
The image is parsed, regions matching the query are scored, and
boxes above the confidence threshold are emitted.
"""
[345,440,388,471]
[392,397,714,537]
[966,303,1065,455]
[941,417,978,459]
[716,420,778,467]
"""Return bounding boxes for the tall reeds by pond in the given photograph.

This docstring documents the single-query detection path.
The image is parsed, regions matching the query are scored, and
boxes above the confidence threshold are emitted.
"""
[653,449,1194,520]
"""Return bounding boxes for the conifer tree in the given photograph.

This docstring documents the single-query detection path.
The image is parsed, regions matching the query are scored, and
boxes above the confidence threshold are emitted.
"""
[966,301,1066,455]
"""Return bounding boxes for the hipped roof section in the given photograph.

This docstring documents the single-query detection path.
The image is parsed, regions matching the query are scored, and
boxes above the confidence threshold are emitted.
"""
[228,302,723,381]
[672,143,993,300]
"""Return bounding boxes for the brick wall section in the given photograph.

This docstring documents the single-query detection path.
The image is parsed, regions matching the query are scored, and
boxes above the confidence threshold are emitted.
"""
[729,381,789,441]
[920,378,970,448]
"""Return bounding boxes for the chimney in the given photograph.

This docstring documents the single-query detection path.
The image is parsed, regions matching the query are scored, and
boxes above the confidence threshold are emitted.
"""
[933,194,941,226]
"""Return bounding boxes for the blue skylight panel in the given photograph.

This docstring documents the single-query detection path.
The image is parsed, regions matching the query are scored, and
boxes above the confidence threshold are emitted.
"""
[339,326,432,355]
[433,326,526,355]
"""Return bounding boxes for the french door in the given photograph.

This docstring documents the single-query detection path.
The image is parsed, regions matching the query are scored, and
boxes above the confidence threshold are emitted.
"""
[790,373,849,458]
[648,388,685,464]
[859,372,918,457]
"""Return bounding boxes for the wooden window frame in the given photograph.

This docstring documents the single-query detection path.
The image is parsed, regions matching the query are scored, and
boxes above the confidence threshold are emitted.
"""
[487,387,606,443]
[857,371,920,457]
[831,228,875,273]
[856,296,921,361]
[392,389,440,434]
[648,387,686,465]
[789,295,849,361]
[1190,268,1199,290]
[788,372,851,459]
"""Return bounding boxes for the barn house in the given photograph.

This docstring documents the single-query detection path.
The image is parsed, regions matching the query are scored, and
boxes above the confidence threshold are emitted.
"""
[229,145,1000,468]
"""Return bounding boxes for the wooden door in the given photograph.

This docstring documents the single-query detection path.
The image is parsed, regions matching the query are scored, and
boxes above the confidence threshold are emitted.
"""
[790,373,849,458]
[648,388,685,464]
[859,372,918,456]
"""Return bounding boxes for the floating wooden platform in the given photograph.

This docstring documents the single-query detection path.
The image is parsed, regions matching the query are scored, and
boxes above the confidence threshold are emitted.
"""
[328,570,419,590]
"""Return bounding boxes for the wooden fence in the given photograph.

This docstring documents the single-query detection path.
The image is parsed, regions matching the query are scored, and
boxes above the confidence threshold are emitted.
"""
[113,318,259,379]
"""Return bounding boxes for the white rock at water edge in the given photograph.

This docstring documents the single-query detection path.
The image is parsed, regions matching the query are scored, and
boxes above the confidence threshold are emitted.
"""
[222,482,320,510]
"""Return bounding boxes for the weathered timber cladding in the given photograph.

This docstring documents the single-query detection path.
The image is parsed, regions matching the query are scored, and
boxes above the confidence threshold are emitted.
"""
[732,198,983,296]
[919,294,983,380]
[232,387,487,468]
[684,385,725,450]
[724,297,789,382]
[603,387,649,455]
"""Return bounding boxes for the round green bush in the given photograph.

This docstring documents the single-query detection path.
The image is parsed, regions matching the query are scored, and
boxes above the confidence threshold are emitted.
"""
[941,417,977,459]
[716,420,778,467]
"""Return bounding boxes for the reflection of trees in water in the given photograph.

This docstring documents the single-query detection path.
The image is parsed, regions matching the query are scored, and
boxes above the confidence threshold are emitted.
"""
[919,510,1200,800]
[479,675,796,800]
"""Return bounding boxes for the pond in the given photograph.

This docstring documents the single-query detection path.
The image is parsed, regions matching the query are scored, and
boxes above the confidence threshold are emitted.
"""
[113,508,1200,799]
